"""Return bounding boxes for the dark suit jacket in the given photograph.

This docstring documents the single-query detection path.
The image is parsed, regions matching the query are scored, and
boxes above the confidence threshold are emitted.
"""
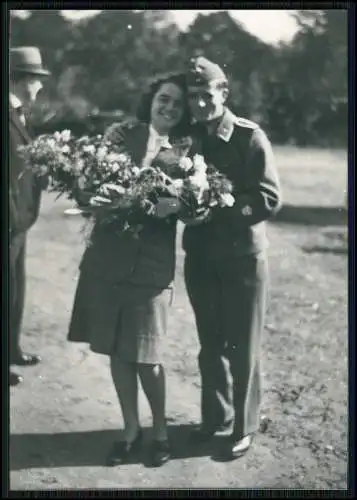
[78,120,186,288]
[183,108,283,259]
[9,108,43,240]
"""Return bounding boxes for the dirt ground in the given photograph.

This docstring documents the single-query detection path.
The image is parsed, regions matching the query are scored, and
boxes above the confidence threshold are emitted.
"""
[9,146,349,490]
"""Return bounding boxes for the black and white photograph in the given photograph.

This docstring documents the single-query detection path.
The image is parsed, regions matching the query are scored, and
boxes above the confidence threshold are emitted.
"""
[7,6,350,492]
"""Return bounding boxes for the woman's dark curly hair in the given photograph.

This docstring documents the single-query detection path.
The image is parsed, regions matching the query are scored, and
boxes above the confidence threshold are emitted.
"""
[136,72,192,139]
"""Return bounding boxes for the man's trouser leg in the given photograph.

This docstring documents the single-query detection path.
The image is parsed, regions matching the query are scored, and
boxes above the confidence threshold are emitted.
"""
[10,234,26,362]
[218,252,269,440]
[184,254,234,431]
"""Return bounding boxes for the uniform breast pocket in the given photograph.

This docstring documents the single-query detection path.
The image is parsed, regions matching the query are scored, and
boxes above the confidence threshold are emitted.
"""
[213,148,246,190]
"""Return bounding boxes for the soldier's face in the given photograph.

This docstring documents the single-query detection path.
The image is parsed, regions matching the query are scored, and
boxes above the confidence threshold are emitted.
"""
[188,85,227,122]
[150,82,184,134]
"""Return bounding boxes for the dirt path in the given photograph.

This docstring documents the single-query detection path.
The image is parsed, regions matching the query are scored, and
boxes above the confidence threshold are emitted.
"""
[9,193,348,490]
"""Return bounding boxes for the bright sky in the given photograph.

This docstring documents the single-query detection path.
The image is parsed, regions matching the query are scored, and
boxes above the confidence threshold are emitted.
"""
[64,9,299,45]
[170,10,298,44]
[13,9,299,45]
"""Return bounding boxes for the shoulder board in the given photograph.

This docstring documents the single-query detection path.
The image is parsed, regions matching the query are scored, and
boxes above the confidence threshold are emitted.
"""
[235,117,259,130]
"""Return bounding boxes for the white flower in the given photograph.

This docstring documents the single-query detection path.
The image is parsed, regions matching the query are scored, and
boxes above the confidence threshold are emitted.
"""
[54,131,61,141]
[179,157,193,171]
[193,154,206,166]
[107,152,126,164]
[111,162,120,172]
[62,163,72,172]
[219,193,235,207]
[75,158,85,170]
[193,154,207,174]
[82,145,96,155]
[117,153,130,163]
[47,139,56,148]
[132,166,141,176]
[61,130,71,142]
[96,146,107,161]
[188,174,209,190]
[61,145,71,154]
[172,178,184,190]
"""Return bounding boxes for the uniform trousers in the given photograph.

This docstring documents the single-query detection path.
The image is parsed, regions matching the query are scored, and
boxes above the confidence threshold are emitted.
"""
[184,251,268,440]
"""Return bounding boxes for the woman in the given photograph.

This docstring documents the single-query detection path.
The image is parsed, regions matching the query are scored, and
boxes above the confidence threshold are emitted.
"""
[67,73,192,468]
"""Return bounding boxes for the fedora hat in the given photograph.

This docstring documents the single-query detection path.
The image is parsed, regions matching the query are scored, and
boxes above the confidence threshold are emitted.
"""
[10,46,51,76]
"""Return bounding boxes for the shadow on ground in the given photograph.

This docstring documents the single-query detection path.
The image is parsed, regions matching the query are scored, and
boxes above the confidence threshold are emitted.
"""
[300,228,348,256]
[273,205,347,227]
[302,245,348,256]
[10,424,230,470]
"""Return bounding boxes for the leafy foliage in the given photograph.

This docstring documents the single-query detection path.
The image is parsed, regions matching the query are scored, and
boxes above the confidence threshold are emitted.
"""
[10,9,348,147]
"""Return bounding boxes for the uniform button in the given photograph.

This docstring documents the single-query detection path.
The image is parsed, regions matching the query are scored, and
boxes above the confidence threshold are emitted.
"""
[241,205,252,216]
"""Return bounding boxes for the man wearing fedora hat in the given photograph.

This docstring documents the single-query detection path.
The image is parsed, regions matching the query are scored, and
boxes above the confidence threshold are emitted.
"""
[9,46,51,386]
[182,56,283,460]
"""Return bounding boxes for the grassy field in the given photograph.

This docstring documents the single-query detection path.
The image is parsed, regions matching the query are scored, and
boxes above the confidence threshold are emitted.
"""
[9,145,349,490]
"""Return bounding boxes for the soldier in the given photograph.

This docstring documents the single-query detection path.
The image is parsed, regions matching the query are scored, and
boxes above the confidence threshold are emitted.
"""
[9,47,51,386]
[182,57,283,460]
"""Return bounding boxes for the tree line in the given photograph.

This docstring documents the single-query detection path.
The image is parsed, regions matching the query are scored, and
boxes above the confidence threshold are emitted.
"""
[10,9,348,147]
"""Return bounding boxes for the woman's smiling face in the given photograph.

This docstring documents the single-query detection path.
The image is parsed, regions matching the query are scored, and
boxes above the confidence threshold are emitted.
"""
[150,82,184,135]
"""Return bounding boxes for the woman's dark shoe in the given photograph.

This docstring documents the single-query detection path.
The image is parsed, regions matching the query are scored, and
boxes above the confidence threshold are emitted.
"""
[148,439,171,467]
[189,422,233,444]
[11,352,41,366]
[10,371,23,386]
[106,429,143,466]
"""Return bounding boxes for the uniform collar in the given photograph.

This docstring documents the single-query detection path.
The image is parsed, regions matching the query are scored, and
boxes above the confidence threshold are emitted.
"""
[215,108,234,142]
[10,92,23,110]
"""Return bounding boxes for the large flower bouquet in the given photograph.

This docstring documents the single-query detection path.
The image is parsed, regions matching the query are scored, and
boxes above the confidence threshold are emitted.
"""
[17,129,78,198]
[17,128,236,241]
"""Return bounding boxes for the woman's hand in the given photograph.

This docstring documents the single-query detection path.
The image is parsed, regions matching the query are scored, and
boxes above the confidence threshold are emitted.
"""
[152,197,182,219]
[179,206,212,226]
[74,182,126,211]
[98,183,126,198]
[84,183,127,209]
[89,195,114,207]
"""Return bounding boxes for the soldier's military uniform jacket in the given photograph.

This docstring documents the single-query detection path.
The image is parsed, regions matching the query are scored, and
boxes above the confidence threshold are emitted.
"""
[183,108,283,259]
